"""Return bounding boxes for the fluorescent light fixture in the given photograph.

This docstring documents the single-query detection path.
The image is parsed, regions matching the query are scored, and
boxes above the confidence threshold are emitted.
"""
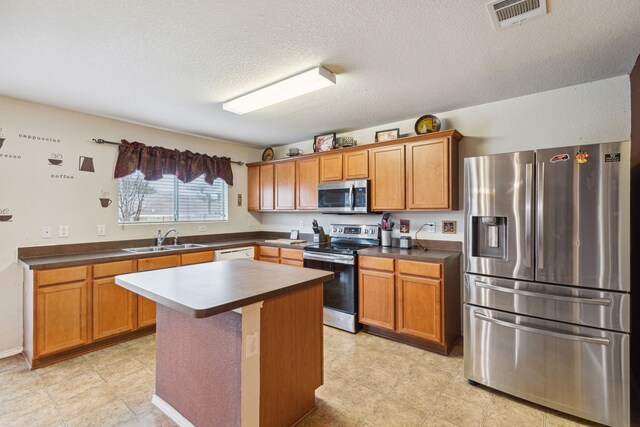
[223,66,336,115]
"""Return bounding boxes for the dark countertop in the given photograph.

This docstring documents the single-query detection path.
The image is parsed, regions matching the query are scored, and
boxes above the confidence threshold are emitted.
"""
[19,239,311,270]
[115,259,333,318]
[357,246,460,262]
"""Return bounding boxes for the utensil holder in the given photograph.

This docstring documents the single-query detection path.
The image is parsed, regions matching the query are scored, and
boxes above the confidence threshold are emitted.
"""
[381,230,392,247]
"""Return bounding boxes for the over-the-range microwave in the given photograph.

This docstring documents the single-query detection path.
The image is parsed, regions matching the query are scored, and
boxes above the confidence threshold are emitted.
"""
[317,180,369,213]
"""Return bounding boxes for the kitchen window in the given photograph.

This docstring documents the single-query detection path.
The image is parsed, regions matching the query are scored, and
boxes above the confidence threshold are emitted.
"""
[118,171,228,223]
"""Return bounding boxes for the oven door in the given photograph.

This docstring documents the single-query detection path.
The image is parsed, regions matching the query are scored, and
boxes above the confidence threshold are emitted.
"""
[303,252,356,314]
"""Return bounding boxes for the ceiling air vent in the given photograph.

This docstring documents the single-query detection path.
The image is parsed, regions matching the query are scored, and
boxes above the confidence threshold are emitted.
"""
[487,0,547,30]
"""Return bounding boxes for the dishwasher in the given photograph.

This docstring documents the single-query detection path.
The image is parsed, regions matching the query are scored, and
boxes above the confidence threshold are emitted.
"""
[214,246,255,261]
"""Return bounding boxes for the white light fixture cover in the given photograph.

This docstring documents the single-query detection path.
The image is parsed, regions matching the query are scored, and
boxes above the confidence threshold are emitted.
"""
[223,66,336,115]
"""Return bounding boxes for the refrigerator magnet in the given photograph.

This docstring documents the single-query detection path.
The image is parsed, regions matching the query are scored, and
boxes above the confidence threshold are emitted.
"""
[550,153,570,163]
[576,150,589,164]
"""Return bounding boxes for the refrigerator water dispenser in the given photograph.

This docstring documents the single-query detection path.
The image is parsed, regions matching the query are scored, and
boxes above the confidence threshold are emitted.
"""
[471,216,507,259]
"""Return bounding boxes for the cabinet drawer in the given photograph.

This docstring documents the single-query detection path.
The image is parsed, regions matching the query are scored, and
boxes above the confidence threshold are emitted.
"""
[38,266,88,286]
[280,248,303,261]
[138,255,180,272]
[181,251,214,266]
[93,260,135,278]
[396,260,441,278]
[259,246,280,257]
[281,258,303,267]
[359,256,394,272]
[260,256,280,264]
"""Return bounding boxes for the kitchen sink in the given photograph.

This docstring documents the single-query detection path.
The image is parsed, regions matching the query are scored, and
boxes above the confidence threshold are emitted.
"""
[165,243,208,249]
[123,243,208,253]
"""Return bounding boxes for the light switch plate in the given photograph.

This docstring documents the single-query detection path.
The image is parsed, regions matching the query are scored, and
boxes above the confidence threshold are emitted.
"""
[59,225,69,238]
[299,220,304,229]
[42,226,52,239]
[237,194,242,207]
[97,224,107,236]
[245,331,259,359]
[198,225,207,232]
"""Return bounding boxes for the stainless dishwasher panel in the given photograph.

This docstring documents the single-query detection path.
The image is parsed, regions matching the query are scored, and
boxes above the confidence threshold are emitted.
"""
[464,274,631,332]
[464,305,630,427]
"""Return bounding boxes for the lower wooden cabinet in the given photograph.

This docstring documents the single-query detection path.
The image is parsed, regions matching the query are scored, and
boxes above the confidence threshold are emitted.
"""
[93,277,136,340]
[137,255,180,328]
[358,269,395,330]
[358,256,459,354]
[36,281,89,357]
[396,274,441,342]
[181,251,214,265]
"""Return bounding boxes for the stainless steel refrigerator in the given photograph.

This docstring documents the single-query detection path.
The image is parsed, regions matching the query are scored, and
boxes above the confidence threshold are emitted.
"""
[463,141,631,427]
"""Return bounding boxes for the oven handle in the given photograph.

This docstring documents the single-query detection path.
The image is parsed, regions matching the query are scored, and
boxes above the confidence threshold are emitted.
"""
[474,311,610,345]
[303,252,355,265]
[474,281,611,306]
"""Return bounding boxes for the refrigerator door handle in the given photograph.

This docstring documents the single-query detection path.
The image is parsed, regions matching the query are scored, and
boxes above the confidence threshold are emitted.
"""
[473,311,610,345]
[474,281,612,306]
[536,162,545,270]
[525,162,533,268]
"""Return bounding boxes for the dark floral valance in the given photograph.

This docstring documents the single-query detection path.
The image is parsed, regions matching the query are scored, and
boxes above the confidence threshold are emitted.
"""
[113,140,233,186]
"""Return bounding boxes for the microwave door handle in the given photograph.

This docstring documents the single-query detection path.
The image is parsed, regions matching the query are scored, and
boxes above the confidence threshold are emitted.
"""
[349,184,354,210]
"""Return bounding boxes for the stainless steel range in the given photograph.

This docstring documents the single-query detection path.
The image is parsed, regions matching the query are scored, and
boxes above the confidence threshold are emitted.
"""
[303,224,379,333]
[463,141,631,427]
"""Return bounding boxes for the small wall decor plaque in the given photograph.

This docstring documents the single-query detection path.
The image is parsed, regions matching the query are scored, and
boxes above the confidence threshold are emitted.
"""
[313,133,336,152]
[442,220,457,234]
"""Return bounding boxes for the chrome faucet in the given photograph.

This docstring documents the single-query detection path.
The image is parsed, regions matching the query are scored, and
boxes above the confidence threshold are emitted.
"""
[156,228,179,246]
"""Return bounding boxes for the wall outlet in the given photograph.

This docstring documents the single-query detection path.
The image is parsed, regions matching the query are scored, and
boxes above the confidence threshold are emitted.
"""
[198,225,207,232]
[299,220,304,229]
[426,222,436,233]
[58,225,69,238]
[97,224,107,236]
[42,226,52,239]
[248,219,253,227]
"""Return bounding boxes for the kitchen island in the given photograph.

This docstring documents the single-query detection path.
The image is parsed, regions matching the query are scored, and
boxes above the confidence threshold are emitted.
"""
[115,259,333,427]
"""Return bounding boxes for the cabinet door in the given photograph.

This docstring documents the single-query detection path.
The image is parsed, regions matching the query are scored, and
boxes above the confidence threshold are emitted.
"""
[320,153,343,182]
[396,274,442,343]
[248,165,260,211]
[275,161,296,210]
[93,277,136,340]
[296,157,319,210]
[369,145,405,210]
[137,255,180,328]
[358,269,395,330]
[343,150,369,180]
[260,164,275,210]
[406,137,450,210]
[36,281,89,356]
[280,258,303,267]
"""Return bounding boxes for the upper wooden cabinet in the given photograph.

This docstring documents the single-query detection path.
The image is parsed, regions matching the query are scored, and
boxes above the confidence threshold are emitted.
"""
[275,161,296,210]
[369,145,406,210]
[319,153,343,182]
[406,137,458,210]
[296,157,319,210]
[260,164,275,210]
[247,165,260,211]
[246,130,462,212]
[343,150,369,180]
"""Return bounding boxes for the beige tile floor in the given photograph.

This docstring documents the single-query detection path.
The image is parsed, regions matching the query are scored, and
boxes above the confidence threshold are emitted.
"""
[0,328,630,426]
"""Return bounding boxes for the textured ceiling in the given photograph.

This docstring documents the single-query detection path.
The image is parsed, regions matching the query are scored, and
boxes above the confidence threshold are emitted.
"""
[1,0,639,147]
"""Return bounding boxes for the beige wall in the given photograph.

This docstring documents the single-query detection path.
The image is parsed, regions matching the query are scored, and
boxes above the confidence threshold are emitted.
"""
[265,76,631,240]
[0,96,262,355]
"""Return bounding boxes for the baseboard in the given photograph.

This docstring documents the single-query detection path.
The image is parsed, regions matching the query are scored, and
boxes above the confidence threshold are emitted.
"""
[152,394,195,427]
[0,347,23,359]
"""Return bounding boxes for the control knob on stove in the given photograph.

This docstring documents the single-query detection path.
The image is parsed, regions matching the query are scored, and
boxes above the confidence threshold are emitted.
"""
[338,228,343,232]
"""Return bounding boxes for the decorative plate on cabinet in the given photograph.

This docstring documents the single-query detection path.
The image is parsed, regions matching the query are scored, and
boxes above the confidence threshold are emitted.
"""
[262,147,274,161]
[414,115,441,134]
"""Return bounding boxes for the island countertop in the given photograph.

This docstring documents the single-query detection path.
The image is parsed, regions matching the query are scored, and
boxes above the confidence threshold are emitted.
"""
[115,259,333,318]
